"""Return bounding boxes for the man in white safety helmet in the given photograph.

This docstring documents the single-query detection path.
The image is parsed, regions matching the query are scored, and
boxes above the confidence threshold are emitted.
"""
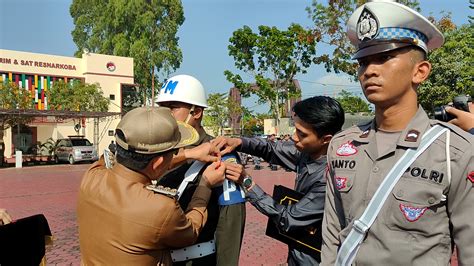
[155,74,246,266]
[156,74,209,126]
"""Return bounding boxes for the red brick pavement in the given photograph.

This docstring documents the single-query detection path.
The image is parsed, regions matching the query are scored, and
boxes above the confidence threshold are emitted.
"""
[0,162,294,265]
[0,164,83,265]
[239,164,294,266]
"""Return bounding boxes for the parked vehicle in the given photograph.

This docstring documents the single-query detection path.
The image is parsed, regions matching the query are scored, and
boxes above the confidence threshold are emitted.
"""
[53,136,98,164]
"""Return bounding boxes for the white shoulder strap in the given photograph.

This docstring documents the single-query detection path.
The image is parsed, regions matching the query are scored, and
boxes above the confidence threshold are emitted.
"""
[336,125,448,266]
[104,148,112,169]
[445,130,451,185]
[176,161,206,200]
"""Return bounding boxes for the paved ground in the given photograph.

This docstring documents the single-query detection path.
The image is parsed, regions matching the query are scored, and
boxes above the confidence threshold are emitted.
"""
[0,161,294,265]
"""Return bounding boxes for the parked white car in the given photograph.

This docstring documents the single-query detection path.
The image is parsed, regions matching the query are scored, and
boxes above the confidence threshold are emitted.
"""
[53,136,98,164]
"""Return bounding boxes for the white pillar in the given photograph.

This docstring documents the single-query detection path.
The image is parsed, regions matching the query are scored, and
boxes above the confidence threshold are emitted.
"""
[15,150,22,168]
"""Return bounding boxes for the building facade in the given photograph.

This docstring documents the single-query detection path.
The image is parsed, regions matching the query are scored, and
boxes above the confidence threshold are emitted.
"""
[0,49,134,159]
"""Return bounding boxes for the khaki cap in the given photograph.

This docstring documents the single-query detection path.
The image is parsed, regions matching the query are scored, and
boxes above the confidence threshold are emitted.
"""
[115,107,199,154]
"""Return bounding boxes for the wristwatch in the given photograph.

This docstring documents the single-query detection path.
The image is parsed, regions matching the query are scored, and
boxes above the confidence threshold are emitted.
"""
[242,175,253,190]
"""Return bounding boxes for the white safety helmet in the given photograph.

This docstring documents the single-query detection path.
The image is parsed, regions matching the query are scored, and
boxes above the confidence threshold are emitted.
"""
[156,74,208,108]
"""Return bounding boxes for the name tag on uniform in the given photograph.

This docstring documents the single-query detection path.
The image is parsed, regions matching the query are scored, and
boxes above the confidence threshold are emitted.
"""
[217,179,246,205]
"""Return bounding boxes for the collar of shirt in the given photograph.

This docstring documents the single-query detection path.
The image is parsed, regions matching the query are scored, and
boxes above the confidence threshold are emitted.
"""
[353,106,431,149]
[303,154,327,175]
[111,162,150,185]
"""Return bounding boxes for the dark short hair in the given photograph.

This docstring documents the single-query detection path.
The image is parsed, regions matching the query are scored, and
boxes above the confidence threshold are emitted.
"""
[115,145,158,171]
[399,46,427,61]
[292,96,345,136]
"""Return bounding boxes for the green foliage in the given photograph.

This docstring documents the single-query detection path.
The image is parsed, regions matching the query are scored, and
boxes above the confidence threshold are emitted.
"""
[0,82,33,110]
[470,0,474,25]
[225,24,316,122]
[70,0,184,103]
[204,93,228,136]
[418,24,474,111]
[306,0,420,80]
[47,80,109,112]
[203,93,242,136]
[34,137,57,156]
[0,82,34,132]
[241,110,271,137]
[336,90,371,114]
[428,12,456,32]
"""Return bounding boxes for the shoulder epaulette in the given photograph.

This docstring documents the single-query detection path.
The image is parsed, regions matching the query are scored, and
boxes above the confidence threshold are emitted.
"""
[146,185,178,198]
[431,120,473,143]
[358,119,372,127]
[333,122,370,140]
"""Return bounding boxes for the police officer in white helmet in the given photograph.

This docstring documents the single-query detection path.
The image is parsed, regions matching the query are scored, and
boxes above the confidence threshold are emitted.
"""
[321,1,474,265]
[156,74,246,266]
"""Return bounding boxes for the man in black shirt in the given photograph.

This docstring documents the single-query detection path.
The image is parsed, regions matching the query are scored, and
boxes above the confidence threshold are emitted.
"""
[108,140,116,154]
[214,96,344,265]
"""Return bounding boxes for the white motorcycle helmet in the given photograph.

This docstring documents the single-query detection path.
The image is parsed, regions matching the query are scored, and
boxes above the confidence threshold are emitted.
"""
[156,74,208,108]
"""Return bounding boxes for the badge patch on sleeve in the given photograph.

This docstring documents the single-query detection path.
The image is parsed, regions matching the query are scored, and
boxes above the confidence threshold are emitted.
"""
[399,204,427,222]
[467,171,474,183]
[336,141,358,156]
[217,179,246,205]
[335,176,347,190]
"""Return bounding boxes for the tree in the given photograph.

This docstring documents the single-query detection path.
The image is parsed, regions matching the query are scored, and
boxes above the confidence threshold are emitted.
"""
[241,110,271,137]
[306,0,420,80]
[0,82,34,139]
[418,24,474,111]
[336,90,371,114]
[203,93,242,136]
[469,0,474,25]
[70,0,185,106]
[225,24,316,130]
[47,80,110,112]
[204,93,228,136]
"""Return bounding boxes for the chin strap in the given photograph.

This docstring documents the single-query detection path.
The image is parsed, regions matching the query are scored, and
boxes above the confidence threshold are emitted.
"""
[184,105,195,124]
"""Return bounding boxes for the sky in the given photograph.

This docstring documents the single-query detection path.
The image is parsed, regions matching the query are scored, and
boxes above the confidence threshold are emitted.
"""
[0,0,471,113]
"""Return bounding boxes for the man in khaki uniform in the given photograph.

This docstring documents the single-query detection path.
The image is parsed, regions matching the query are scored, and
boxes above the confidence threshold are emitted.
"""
[77,107,226,265]
[321,1,474,265]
